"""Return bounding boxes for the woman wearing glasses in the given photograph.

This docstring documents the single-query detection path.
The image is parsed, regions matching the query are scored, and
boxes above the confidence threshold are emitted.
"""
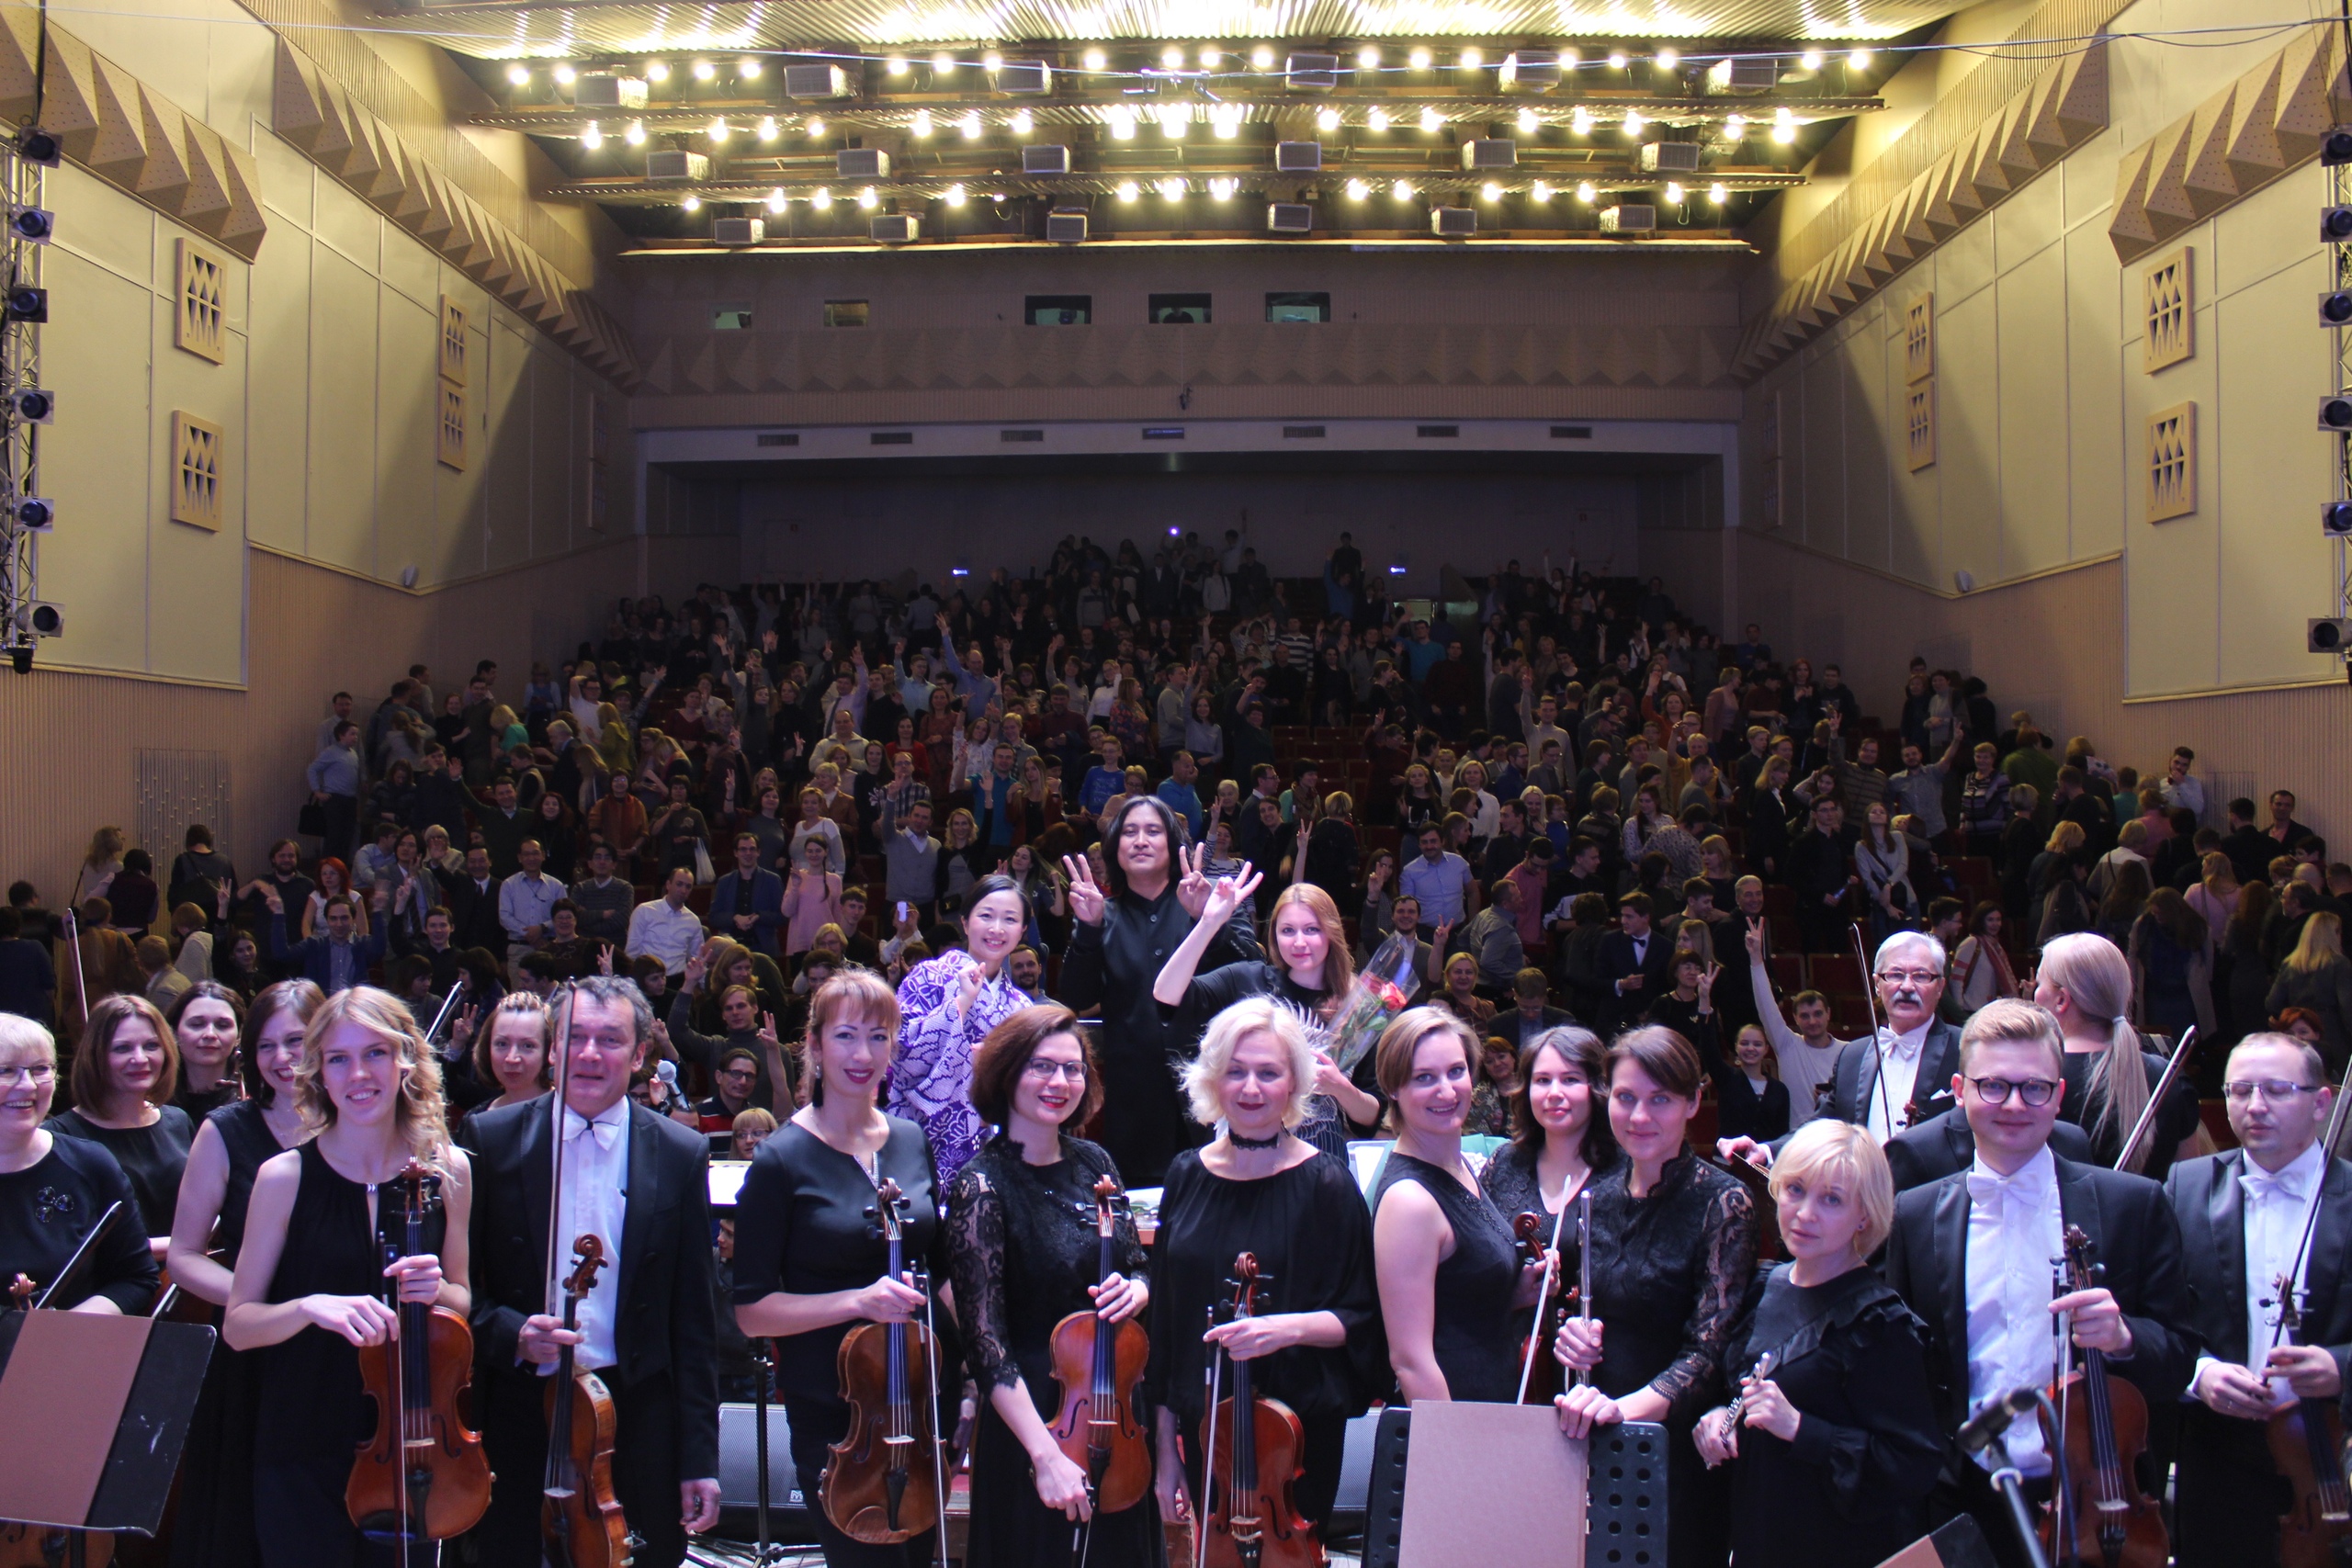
[0,1013,158,1313]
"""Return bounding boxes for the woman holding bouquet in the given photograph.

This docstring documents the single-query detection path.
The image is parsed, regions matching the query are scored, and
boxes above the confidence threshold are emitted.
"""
[1154,877,1388,1154]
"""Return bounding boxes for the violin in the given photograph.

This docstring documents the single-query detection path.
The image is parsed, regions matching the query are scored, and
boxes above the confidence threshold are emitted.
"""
[543,1235,630,1568]
[2037,1224,2165,1568]
[1510,1212,1566,1405]
[1198,1253,1319,1568]
[1045,1175,1150,1515]
[1703,1150,1782,1260]
[347,1162,492,1560]
[2267,1273,2352,1568]
[823,1177,946,1545]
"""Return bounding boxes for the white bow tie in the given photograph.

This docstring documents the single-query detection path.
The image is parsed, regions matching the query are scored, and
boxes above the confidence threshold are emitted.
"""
[1966,1165,2048,1209]
[1882,1030,1923,1062]
[563,1108,624,1150]
[2242,1167,2312,1206]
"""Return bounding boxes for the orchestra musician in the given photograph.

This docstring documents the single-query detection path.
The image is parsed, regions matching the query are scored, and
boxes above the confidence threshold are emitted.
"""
[1693,1120,1942,1568]
[1552,1025,1758,1568]
[1478,1025,1617,1237]
[223,985,474,1567]
[166,978,322,1568]
[731,968,946,1567]
[2164,1032,2352,1567]
[943,1003,1160,1563]
[2034,933,2203,1182]
[1057,798,1260,1186]
[459,973,723,1568]
[1145,996,1382,1538]
[1880,998,2189,1568]
[1372,1006,1544,1404]
[48,993,196,1258]
[0,1011,157,1313]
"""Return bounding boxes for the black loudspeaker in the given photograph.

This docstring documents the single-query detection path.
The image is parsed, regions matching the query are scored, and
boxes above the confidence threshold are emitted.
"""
[1356,1410,1671,1568]
[714,1402,807,1514]
[1326,1408,1385,1535]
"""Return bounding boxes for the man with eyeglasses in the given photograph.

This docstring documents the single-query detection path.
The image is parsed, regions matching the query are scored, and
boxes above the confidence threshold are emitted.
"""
[2163,1033,2352,1566]
[1883,999,2189,1565]
[1719,930,1965,1167]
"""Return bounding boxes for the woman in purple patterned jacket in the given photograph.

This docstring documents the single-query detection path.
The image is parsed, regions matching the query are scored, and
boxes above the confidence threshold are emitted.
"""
[887,873,1034,1187]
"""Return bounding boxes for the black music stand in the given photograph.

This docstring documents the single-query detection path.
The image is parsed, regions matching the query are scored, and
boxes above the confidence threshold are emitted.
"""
[1357,1407,1669,1568]
[0,1308,214,1540]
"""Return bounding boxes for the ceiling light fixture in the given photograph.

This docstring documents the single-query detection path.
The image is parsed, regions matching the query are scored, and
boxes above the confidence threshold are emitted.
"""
[887,55,910,75]
[553,63,575,85]
[580,121,603,148]
[739,58,761,78]
[1317,106,1340,131]
[1576,180,1596,202]
[857,186,877,208]
[1708,181,1728,203]
[707,116,729,141]
[1607,49,1628,69]
[1215,106,1240,139]
[1161,45,1184,69]
[1367,106,1389,132]
[1346,178,1368,199]
[646,60,670,81]
[758,116,779,140]
[1209,176,1236,198]
[1200,47,1222,68]
[1561,47,1582,65]
[1250,44,1273,69]
[812,186,831,208]
[945,182,967,205]
[1849,49,1872,68]
[1160,105,1189,139]
[1570,106,1592,135]
[1664,180,1685,203]
[1082,47,1107,70]
[1110,105,1136,139]
[1116,179,1138,201]
[911,108,933,137]
[960,111,982,140]
[1010,108,1034,134]
[766,187,786,212]
[1409,46,1432,69]
[1459,47,1484,68]
[625,119,646,144]
[1724,113,1747,138]
[931,51,956,73]
[1517,107,1538,133]
[1800,48,1825,70]
[691,59,716,80]
[505,63,531,85]
[1159,176,1184,199]
[1420,106,1442,133]
[983,51,1002,71]
[1480,180,1502,201]
[1773,119,1798,143]
[682,195,701,211]
[1531,179,1552,200]
[1622,108,1645,136]
[1358,45,1382,69]
[1390,178,1412,199]
[1656,48,1679,70]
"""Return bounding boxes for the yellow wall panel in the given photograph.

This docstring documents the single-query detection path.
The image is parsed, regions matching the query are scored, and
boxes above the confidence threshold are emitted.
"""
[1995,241,2070,579]
[305,243,378,570]
[374,285,441,583]
[529,347,573,558]
[2121,302,2219,696]
[1800,346,1847,556]
[1847,306,1894,575]
[311,172,379,274]
[2064,221,2125,559]
[36,252,154,672]
[254,130,314,231]
[2213,164,2324,303]
[147,322,246,685]
[1937,217,1998,312]
[1992,164,2064,276]
[1937,287,2000,592]
[244,229,310,555]
[482,319,532,572]
[55,164,155,293]
[379,217,441,313]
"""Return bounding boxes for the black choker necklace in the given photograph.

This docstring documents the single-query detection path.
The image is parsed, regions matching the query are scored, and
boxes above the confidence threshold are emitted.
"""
[1228,1130,1282,1150]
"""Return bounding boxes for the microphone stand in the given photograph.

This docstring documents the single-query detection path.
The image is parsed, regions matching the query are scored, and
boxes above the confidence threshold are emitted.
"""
[752,1335,778,1564]
[1981,1429,2056,1568]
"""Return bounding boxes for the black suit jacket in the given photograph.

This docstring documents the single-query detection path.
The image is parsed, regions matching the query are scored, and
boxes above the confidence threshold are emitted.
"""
[460,1096,721,1479]
[1598,929,1676,1032]
[2165,1149,2352,1382]
[1824,1018,1964,1132]
[1884,1107,2096,1192]
[436,869,505,953]
[1883,1154,2192,1459]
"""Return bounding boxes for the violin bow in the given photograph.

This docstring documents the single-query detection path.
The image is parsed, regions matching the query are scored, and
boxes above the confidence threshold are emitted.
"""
[1514,1184,1577,1403]
[923,1258,950,1568]
[2267,1047,2352,1358]
[1849,924,1899,1136]
[541,983,577,1318]
[2112,1026,2196,1176]
[1194,1304,1222,1568]
[2325,1046,2352,1161]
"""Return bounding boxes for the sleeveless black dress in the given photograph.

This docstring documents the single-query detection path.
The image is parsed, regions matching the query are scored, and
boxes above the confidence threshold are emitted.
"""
[171,1099,288,1568]
[253,1141,448,1568]
[1372,1151,1520,1403]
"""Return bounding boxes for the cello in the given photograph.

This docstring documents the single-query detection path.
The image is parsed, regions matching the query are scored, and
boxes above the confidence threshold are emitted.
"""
[1196,1253,1319,1568]
[346,1161,492,1561]
[1045,1175,1150,1516]
[822,1177,947,1549]
[2038,1224,2165,1568]
[543,1235,629,1568]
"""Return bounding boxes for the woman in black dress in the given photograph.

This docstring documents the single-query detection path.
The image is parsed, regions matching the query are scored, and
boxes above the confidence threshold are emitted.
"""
[1554,1025,1758,1568]
[225,985,473,1568]
[1479,1025,1618,1348]
[1057,796,1261,1186]
[168,981,245,1118]
[1692,1120,1940,1568]
[1371,1007,1543,1404]
[1147,996,1383,1539]
[1154,876,1384,1158]
[0,1014,157,1313]
[165,979,321,1568]
[944,1005,1162,1565]
[48,994,196,1259]
[732,970,944,1568]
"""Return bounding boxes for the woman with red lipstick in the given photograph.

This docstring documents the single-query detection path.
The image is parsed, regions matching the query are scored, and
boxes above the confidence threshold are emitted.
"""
[944,1004,1161,1563]
[0,1012,158,1313]
[48,993,195,1258]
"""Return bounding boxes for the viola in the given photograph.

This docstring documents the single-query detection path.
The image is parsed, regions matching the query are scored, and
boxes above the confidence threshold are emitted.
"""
[1198,1253,1320,1568]
[346,1162,492,1561]
[823,1178,946,1545]
[1045,1175,1150,1515]
[543,1235,630,1568]
[2266,1272,2352,1568]
[2037,1224,2165,1568]
[1510,1212,1566,1405]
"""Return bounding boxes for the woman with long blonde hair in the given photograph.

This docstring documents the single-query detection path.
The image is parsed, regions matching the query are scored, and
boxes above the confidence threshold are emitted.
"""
[224,985,471,1566]
[2034,932,2200,1179]
[2266,910,2352,1069]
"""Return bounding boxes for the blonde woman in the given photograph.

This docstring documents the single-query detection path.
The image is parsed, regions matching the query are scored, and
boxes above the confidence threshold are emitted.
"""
[1143,997,1382,1541]
[1693,1120,1939,1568]
[225,986,471,1566]
[2267,910,2352,1068]
[0,1013,158,1313]
[2035,931,2201,1179]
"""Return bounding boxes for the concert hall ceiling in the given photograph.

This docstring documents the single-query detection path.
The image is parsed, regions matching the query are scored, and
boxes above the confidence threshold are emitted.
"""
[382,0,1953,248]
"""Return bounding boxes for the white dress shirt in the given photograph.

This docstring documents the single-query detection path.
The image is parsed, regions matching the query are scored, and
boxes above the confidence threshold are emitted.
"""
[2195,1141,2325,1406]
[626,897,706,975]
[553,1100,629,1373]
[1964,1145,2065,1474]
[1864,1020,1936,1144]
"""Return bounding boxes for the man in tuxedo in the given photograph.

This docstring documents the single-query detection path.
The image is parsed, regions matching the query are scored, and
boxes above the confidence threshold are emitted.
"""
[2165,1033,2352,1566]
[436,843,505,953]
[1722,930,1964,1163]
[460,975,722,1568]
[1883,999,2190,1566]
[1597,891,1674,1034]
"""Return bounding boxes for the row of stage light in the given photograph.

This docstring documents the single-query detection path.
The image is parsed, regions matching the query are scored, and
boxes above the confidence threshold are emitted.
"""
[668,177,1733,212]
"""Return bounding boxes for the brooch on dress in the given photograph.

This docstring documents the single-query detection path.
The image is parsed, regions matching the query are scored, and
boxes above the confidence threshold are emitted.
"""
[33,1186,74,1225]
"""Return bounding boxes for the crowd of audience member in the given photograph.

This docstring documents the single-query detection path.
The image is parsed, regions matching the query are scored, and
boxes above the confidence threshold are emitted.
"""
[5,529,2345,1129]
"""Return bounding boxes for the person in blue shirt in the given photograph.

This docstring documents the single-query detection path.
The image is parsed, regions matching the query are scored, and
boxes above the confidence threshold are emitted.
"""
[1080,735,1128,816]
[262,889,386,994]
[1155,750,1205,839]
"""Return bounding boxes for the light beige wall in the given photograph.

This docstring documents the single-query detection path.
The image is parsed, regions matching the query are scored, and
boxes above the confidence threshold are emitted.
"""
[1742,0,2344,702]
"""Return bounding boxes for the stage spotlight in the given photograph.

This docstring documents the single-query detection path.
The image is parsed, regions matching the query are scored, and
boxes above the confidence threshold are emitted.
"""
[1082,48,1107,71]
[4,286,44,322]
[9,207,51,243]
[645,60,671,82]
[691,59,716,81]
[2324,502,2352,536]
[554,65,574,84]
[625,120,647,145]
[2324,128,2352,165]
[2312,618,2352,651]
[14,127,60,165]
[1800,49,1825,71]
[16,496,53,530]
[12,388,52,423]
[2322,394,2352,429]
[580,122,603,149]
[506,63,532,86]
[1251,45,1274,69]
[23,601,61,637]
[2326,207,2352,243]
[2322,290,2352,325]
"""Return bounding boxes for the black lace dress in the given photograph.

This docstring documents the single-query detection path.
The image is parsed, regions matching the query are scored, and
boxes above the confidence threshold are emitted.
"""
[945,1134,1164,1567]
[1584,1149,1758,1568]
[1372,1152,1521,1403]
